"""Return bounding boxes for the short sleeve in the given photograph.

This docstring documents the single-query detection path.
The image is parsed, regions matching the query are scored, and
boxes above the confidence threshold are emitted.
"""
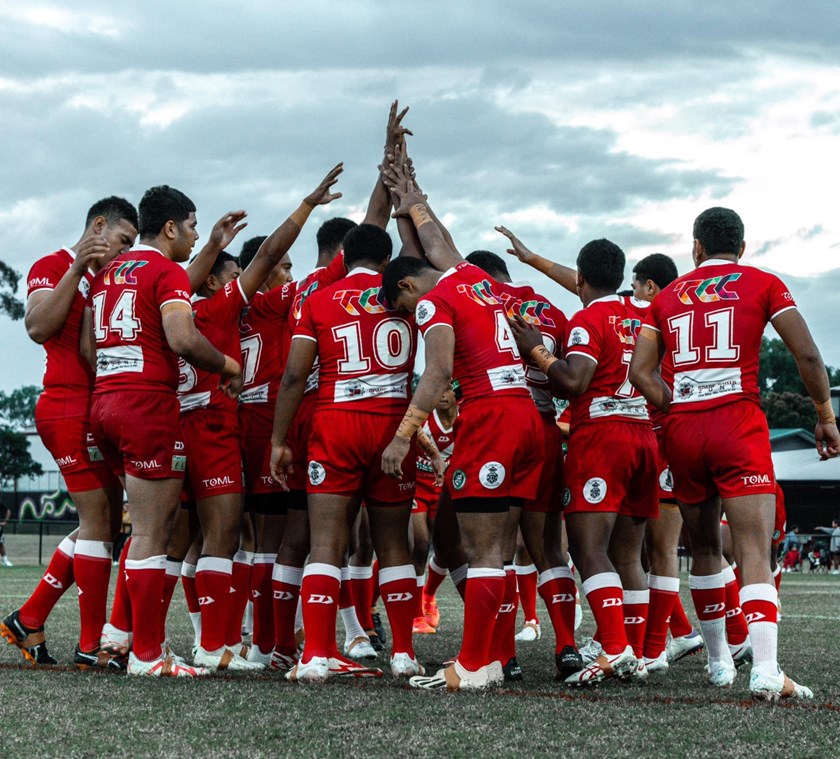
[765,273,797,321]
[644,297,663,333]
[262,282,295,321]
[293,292,318,342]
[319,252,347,287]
[565,309,601,364]
[205,279,247,324]
[27,255,65,297]
[155,262,192,310]
[416,294,453,337]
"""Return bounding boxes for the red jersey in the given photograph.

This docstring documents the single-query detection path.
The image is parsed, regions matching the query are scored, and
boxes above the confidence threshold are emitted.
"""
[416,409,456,480]
[177,279,247,413]
[90,246,192,394]
[495,281,568,415]
[27,248,95,400]
[645,260,795,413]
[416,262,530,406]
[294,267,416,415]
[564,294,650,429]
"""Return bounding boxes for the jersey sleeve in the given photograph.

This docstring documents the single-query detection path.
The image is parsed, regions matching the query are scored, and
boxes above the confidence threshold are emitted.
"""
[764,272,797,321]
[415,292,454,337]
[643,297,663,333]
[261,282,295,322]
[155,262,193,310]
[293,293,318,342]
[205,279,248,324]
[565,309,601,365]
[27,255,66,297]
[319,252,347,287]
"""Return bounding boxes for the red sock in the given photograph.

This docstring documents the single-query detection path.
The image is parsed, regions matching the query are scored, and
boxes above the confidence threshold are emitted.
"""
[181,562,200,615]
[458,568,505,671]
[196,556,232,653]
[371,558,381,607]
[74,540,112,652]
[379,565,417,658]
[623,589,649,658]
[423,555,448,600]
[773,565,782,595]
[125,555,166,661]
[538,567,577,651]
[489,565,518,665]
[689,573,728,662]
[582,572,628,655]
[643,575,679,659]
[722,565,749,646]
[226,551,253,647]
[349,565,374,632]
[273,563,303,655]
[110,537,132,633]
[339,569,355,610]
[251,554,275,653]
[515,564,538,624]
[19,535,76,628]
[300,563,340,662]
[160,559,181,642]
[669,594,693,638]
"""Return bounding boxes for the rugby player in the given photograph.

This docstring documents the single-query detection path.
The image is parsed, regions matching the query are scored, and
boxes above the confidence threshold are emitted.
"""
[2,197,137,668]
[630,206,840,699]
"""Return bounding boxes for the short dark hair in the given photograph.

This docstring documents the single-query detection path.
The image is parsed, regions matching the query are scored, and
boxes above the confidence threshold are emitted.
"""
[138,185,196,238]
[577,239,625,292]
[210,251,238,278]
[382,257,432,304]
[465,250,510,280]
[85,196,138,230]
[239,236,267,270]
[633,253,678,290]
[343,223,392,268]
[693,207,744,256]
[317,217,357,257]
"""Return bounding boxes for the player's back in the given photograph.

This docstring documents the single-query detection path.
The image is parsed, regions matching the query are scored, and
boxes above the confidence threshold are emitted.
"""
[296,267,416,414]
[91,246,192,395]
[649,260,795,412]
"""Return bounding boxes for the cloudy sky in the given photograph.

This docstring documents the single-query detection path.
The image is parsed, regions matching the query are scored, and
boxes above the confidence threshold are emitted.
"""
[2,0,840,393]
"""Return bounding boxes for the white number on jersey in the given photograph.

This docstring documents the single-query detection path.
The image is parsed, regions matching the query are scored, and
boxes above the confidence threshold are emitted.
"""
[668,307,740,366]
[240,334,263,386]
[332,318,413,375]
[495,311,521,359]
[92,290,141,341]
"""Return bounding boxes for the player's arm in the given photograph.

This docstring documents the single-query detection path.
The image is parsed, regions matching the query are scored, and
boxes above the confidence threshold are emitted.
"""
[80,306,96,370]
[771,308,840,459]
[495,226,578,295]
[382,325,455,478]
[185,211,248,293]
[417,428,447,487]
[509,315,596,396]
[629,327,671,412]
[238,164,344,300]
[25,235,110,344]
[363,101,412,229]
[161,302,239,377]
[270,337,318,484]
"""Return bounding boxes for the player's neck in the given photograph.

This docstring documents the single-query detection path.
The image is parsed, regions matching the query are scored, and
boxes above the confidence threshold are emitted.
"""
[580,287,614,308]
[315,251,337,269]
[139,235,173,259]
[438,407,457,428]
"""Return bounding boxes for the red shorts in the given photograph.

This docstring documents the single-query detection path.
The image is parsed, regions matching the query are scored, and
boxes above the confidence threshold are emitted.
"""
[563,421,658,519]
[36,391,117,492]
[181,407,243,501]
[307,409,416,504]
[654,429,677,503]
[663,400,775,504]
[286,393,317,491]
[91,391,186,480]
[446,396,542,503]
[412,475,441,519]
[239,403,282,495]
[526,413,565,513]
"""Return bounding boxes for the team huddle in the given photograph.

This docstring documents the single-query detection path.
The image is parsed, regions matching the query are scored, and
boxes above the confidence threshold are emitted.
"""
[3,103,838,700]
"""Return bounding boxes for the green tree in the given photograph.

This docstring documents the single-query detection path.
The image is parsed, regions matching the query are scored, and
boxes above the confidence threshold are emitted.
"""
[0,260,24,321]
[0,385,41,429]
[0,426,44,508]
[761,391,818,429]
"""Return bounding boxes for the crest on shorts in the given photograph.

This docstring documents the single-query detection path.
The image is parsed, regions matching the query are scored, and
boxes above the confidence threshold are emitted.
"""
[583,477,607,504]
[562,488,571,507]
[567,327,590,347]
[171,455,186,472]
[452,469,467,491]
[308,461,326,486]
[772,529,781,541]
[659,468,673,493]
[479,462,506,490]
[415,300,436,326]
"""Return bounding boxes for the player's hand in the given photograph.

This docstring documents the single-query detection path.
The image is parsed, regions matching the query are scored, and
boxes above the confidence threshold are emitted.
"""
[496,226,536,264]
[381,436,411,479]
[815,421,840,460]
[209,211,248,251]
[220,373,243,400]
[431,454,448,487]
[304,163,344,207]
[385,100,412,152]
[72,232,110,273]
[270,442,294,490]
[509,314,544,354]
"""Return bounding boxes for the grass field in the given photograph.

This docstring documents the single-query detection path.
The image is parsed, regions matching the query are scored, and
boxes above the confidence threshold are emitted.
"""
[0,566,838,758]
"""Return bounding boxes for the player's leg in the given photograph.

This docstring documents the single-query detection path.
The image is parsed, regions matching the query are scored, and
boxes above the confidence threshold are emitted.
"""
[608,514,649,670]
[514,531,540,641]
[228,512,255,653]
[249,498,286,664]
[421,505,443,628]
[489,505,522,680]
[348,508,378,650]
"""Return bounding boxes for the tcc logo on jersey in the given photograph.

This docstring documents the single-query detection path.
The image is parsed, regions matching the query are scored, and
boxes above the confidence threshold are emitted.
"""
[674,273,741,305]
[104,260,148,286]
[610,316,641,345]
[457,279,504,307]
[334,287,386,315]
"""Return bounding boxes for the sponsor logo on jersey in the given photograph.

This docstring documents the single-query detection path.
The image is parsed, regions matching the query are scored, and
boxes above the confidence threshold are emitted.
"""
[78,278,90,299]
[494,290,557,328]
[202,476,236,488]
[386,592,414,603]
[131,459,161,470]
[56,455,77,468]
[307,594,334,604]
[659,468,673,493]
[609,315,641,345]
[308,461,327,486]
[568,327,590,347]
[334,287,387,316]
[415,299,436,326]
[293,280,321,319]
[28,276,54,289]
[104,260,149,286]
[451,469,467,491]
[260,476,276,486]
[562,488,571,507]
[674,273,741,305]
[398,481,415,492]
[741,474,772,487]
[583,477,607,504]
[479,462,506,489]
[457,279,505,307]
[171,455,186,472]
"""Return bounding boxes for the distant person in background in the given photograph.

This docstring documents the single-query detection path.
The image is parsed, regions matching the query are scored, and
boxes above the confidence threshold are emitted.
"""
[0,503,12,566]
[815,520,840,573]
[781,525,801,557]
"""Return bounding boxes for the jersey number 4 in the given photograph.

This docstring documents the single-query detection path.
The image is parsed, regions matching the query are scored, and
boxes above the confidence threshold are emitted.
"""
[91,291,141,340]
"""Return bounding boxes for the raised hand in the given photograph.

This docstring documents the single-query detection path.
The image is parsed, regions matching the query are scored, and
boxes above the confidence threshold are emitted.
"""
[385,100,412,152]
[209,210,248,251]
[496,226,537,265]
[304,162,344,207]
[509,313,544,354]
[72,231,111,272]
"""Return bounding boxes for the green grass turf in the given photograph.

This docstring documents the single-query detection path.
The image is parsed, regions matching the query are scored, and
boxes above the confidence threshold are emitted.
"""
[0,567,838,758]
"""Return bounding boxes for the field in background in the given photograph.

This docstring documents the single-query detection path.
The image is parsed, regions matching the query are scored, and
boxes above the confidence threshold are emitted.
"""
[0,567,838,758]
